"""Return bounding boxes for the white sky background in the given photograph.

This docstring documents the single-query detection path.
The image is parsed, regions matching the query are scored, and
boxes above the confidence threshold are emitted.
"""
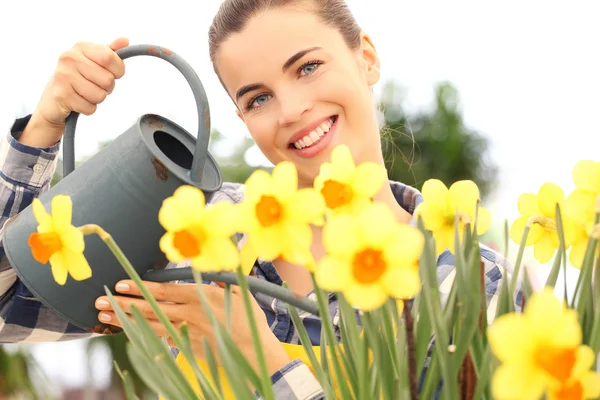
[0,0,599,393]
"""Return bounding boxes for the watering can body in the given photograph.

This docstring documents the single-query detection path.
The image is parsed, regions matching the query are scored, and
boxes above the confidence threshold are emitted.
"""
[1,45,222,333]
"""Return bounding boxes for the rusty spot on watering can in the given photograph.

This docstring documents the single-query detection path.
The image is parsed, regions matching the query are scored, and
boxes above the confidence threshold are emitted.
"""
[87,323,122,335]
[203,108,210,131]
[162,47,173,56]
[149,119,163,129]
[147,46,160,56]
[152,158,169,181]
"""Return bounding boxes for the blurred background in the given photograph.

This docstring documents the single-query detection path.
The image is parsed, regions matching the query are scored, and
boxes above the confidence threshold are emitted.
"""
[0,0,598,398]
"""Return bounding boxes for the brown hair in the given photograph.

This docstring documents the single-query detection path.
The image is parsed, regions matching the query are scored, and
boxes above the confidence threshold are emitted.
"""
[208,0,362,70]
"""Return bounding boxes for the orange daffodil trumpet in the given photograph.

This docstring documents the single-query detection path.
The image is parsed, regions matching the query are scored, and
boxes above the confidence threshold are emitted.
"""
[414,179,492,256]
[27,195,91,285]
[314,144,388,215]
[158,185,240,272]
[236,161,326,268]
[315,202,424,311]
[488,287,600,400]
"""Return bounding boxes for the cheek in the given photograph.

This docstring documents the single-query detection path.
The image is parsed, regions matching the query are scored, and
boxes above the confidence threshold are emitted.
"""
[245,114,281,160]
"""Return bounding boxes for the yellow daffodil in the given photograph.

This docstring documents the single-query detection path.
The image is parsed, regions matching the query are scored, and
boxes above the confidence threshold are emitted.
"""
[565,189,599,268]
[510,183,579,264]
[27,195,91,285]
[315,202,424,311]
[314,144,387,215]
[572,160,600,194]
[488,287,600,400]
[414,179,491,255]
[158,185,239,272]
[236,161,325,267]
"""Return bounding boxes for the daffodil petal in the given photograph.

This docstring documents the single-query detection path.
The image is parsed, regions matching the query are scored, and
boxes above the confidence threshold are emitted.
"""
[344,281,388,312]
[581,371,600,398]
[330,145,355,182]
[385,225,424,264]
[383,266,421,299]
[159,187,205,231]
[314,163,333,192]
[323,215,359,257]
[286,189,326,225]
[203,202,239,238]
[62,248,92,281]
[525,288,581,347]
[538,183,564,218]
[272,161,298,201]
[420,179,449,210]
[203,238,240,271]
[51,195,73,231]
[533,231,558,264]
[315,255,351,292]
[49,252,69,285]
[491,364,546,400]
[414,202,445,232]
[565,189,596,227]
[435,227,454,256]
[517,193,542,216]
[356,203,397,247]
[235,203,259,233]
[244,170,274,202]
[569,237,589,269]
[573,160,600,193]
[60,226,85,252]
[32,199,53,232]
[487,313,533,363]
[159,232,185,263]
[190,254,218,272]
[448,180,480,216]
[475,206,492,235]
[250,226,283,261]
[351,162,387,197]
[570,345,596,380]
[510,216,543,246]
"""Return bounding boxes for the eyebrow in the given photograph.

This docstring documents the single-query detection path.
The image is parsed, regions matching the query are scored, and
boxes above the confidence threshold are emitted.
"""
[235,47,323,102]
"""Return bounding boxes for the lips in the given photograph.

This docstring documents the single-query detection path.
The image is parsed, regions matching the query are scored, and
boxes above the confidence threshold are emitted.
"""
[288,115,338,159]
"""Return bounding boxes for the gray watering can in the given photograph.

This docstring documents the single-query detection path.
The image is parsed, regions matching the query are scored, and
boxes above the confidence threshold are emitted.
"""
[1,45,224,334]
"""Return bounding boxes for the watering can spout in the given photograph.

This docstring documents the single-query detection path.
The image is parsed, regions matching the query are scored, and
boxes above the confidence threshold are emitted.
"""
[2,44,223,333]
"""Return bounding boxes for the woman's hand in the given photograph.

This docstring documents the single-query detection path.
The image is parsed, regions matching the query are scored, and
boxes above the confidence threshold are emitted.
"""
[94,280,291,375]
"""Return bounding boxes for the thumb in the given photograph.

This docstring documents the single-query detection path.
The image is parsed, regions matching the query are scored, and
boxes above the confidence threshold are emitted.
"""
[109,37,129,51]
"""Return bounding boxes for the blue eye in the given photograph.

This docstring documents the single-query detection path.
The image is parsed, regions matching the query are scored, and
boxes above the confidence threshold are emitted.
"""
[299,61,322,76]
[247,93,271,110]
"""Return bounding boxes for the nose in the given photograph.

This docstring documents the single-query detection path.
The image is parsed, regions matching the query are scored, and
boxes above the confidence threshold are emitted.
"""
[277,90,312,127]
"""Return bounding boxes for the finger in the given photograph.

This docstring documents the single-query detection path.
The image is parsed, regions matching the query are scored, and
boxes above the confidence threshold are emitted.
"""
[95,295,185,322]
[98,311,170,339]
[75,56,116,93]
[115,280,194,303]
[109,37,129,52]
[81,43,126,79]
[58,86,97,116]
[70,74,108,105]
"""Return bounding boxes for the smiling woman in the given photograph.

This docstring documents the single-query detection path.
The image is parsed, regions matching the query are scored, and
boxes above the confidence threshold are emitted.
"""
[0,0,518,399]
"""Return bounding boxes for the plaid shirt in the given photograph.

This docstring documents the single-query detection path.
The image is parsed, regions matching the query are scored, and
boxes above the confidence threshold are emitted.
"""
[0,115,521,399]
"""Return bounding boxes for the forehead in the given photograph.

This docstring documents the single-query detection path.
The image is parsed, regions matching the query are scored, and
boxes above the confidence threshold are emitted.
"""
[214,7,347,96]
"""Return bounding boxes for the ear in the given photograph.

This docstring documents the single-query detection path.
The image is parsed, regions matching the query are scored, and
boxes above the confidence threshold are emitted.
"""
[236,109,244,122]
[359,32,380,86]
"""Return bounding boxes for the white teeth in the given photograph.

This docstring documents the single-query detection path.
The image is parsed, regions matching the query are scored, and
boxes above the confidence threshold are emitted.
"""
[293,117,335,149]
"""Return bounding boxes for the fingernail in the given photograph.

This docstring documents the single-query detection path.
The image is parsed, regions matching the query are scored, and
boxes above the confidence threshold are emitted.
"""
[116,283,130,292]
[96,299,110,309]
[99,313,111,322]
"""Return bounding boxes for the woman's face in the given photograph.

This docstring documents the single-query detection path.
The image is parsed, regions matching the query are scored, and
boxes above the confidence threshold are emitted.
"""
[214,5,382,187]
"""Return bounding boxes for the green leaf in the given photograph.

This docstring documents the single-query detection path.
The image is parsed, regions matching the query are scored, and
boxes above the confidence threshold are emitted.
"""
[472,346,493,400]
[113,361,140,400]
[202,336,223,398]
[545,246,563,288]
[283,282,335,398]
[125,344,182,400]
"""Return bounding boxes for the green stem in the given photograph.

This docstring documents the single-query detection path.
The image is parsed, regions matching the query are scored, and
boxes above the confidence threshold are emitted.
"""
[234,266,275,400]
[84,225,221,400]
[509,224,530,310]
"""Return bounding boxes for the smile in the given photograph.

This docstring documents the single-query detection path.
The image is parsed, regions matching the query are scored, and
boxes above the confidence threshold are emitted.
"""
[288,115,338,158]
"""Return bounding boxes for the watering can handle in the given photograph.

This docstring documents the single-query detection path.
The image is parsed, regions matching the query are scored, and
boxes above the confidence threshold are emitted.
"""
[62,44,211,184]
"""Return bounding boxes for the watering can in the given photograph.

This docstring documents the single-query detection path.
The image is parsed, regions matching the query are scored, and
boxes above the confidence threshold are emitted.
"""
[1,44,224,334]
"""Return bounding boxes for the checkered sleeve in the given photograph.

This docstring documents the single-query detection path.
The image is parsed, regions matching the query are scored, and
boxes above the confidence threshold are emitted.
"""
[0,115,92,342]
[256,359,324,400]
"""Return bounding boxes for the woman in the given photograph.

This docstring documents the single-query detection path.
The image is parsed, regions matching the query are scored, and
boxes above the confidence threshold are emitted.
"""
[0,0,515,398]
